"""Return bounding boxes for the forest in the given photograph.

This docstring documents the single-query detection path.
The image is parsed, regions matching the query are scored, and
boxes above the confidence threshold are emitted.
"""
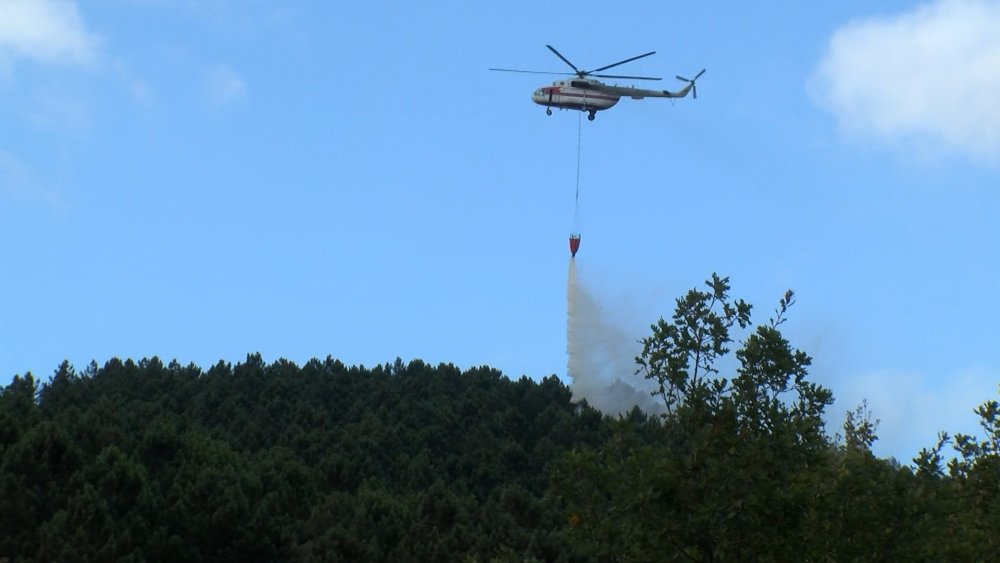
[2,275,999,561]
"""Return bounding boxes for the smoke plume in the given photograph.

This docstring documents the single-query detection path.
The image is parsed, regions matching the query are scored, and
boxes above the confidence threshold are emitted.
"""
[566,259,665,417]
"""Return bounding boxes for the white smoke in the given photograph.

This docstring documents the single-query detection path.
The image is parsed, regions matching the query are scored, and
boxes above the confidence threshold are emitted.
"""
[566,259,665,417]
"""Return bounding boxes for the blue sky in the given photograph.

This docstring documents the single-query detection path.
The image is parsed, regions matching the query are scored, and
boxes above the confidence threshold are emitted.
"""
[2,0,999,461]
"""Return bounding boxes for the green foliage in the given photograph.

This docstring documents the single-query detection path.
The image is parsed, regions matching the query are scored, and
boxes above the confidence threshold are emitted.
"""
[841,399,880,453]
[2,274,999,560]
[636,273,751,415]
[552,274,1000,561]
[0,355,597,561]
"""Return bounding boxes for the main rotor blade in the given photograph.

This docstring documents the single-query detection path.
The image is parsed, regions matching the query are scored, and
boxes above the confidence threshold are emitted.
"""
[489,68,575,75]
[676,69,707,82]
[590,51,656,73]
[591,74,662,81]
[546,45,580,74]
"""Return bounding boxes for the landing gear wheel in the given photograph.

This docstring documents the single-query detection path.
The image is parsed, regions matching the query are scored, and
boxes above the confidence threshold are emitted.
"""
[546,108,552,116]
[587,111,596,121]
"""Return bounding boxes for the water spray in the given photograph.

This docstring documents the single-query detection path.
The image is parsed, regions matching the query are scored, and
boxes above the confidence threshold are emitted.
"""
[564,112,663,416]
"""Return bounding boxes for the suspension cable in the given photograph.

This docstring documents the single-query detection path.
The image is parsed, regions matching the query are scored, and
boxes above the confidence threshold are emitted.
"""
[575,111,581,220]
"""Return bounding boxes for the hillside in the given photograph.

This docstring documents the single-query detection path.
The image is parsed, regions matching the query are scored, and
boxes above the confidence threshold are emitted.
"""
[1,356,611,561]
[4,276,1000,561]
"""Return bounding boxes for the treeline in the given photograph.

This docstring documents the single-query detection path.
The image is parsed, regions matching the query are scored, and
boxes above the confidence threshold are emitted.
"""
[2,275,1000,561]
[1,356,607,561]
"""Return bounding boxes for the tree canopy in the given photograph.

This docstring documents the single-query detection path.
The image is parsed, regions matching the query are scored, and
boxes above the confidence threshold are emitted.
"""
[2,274,999,561]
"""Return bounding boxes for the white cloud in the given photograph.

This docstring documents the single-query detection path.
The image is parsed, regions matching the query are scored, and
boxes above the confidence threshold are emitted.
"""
[811,0,1000,161]
[206,65,246,106]
[0,0,100,65]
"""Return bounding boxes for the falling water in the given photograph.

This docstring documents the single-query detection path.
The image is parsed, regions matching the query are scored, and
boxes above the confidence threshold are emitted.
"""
[566,259,665,417]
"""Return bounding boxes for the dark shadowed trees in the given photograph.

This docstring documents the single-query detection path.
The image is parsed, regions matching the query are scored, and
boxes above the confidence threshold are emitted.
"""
[2,275,999,561]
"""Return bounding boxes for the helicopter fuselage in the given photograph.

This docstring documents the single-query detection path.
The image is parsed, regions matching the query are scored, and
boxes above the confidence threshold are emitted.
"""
[532,79,620,117]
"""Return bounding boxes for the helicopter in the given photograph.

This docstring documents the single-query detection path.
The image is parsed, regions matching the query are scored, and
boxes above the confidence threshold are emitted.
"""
[490,45,704,121]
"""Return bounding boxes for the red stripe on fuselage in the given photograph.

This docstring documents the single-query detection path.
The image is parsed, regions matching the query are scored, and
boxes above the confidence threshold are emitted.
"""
[543,87,618,102]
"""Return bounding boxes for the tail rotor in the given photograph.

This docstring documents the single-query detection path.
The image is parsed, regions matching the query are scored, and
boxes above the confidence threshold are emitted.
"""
[675,69,706,99]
